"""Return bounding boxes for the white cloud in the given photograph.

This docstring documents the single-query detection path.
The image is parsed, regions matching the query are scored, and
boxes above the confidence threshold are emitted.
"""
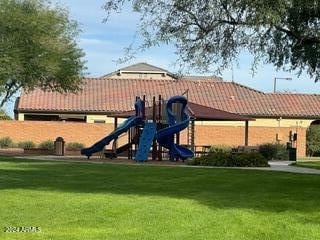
[79,38,116,48]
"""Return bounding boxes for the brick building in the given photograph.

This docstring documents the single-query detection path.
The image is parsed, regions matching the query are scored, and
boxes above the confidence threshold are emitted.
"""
[11,63,320,157]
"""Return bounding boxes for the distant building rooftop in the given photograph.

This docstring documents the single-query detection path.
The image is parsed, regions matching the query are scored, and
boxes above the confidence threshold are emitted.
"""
[103,62,176,78]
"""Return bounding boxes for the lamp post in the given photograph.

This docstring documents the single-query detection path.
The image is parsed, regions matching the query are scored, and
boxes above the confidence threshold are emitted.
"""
[273,77,292,93]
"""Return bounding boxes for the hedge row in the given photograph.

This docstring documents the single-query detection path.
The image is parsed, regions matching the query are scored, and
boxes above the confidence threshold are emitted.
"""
[209,143,289,160]
[189,151,269,167]
[0,137,84,150]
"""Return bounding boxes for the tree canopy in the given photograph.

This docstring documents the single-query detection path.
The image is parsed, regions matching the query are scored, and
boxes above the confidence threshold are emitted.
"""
[0,108,11,120]
[104,0,320,80]
[0,0,86,107]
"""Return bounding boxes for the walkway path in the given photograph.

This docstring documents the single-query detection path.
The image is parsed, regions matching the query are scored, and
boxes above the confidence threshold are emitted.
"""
[15,156,320,175]
[267,161,320,175]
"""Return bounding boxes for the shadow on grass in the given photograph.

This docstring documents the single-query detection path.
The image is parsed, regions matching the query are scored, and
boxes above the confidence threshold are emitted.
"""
[1,157,320,213]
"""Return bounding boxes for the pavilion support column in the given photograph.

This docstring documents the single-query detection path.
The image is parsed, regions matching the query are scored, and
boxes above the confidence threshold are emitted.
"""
[244,120,249,146]
[190,119,195,152]
[114,117,118,130]
[114,117,118,149]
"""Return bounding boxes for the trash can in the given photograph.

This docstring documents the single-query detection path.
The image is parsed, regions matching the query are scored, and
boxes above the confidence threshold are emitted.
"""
[54,137,65,156]
[286,142,292,150]
[288,147,297,161]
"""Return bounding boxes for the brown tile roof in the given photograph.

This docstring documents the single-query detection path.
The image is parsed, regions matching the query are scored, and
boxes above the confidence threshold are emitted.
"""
[187,102,253,121]
[16,77,320,118]
[181,76,223,81]
[109,102,253,121]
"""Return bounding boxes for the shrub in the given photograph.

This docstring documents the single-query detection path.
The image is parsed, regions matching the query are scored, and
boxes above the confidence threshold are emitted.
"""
[258,143,289,160]
[274,144,289,160]
[66,142,84,150]
[232,152,269,167]
[17,141,36,149]
[209,145,232,154]
[306,125,320,156]
[258,143,277,160]
[0,137,14,148]
[189,151,268,167]
[189,152,232,166]
[39,140,54,150]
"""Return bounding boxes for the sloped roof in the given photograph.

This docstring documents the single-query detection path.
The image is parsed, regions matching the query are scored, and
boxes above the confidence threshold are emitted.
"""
[16,77,320,118]
[187,102,253,121]
[103,62,225,80]
[120,62,169,72]
[103,62,175,78]
[110,101,253,121]
[181,76,223,81]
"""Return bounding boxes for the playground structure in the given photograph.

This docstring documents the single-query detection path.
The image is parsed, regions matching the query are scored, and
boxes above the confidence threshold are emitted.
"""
[81,95,195,161]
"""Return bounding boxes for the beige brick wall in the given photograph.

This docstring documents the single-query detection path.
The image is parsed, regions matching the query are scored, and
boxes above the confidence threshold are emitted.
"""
[0,120,114,148]
[180,125,306,157]
[0,120,307,157]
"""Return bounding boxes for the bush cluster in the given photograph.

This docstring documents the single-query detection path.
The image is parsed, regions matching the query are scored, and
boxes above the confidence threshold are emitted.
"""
[17,141,36,149]
[0,137,85,151]
[38,140,55,150]
[189,151,268,167]
[306,125,320,156]
[258,143,289,160]
[0,137,14,148]
[0,137,37,149]
[209,145,232,154]
[66,142,84,150]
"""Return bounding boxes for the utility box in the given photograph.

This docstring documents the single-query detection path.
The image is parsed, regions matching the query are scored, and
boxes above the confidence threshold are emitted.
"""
[54,137,65,156]
[288,147,297,161]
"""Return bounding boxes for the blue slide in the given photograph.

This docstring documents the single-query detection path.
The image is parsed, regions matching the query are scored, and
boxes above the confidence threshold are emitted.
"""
[135,122,157,162]
[156,96,194,160]
[81,116,143,158]
[81,99,144,158]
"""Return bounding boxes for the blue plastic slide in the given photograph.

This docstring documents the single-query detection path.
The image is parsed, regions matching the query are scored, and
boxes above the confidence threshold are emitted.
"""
[81,116,143,158]
[156,96,194,160]
[135,122,157,162]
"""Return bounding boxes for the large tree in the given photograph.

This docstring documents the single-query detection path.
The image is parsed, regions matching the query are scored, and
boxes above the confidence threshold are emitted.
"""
[0,0,86,107]
[104,0,320,80]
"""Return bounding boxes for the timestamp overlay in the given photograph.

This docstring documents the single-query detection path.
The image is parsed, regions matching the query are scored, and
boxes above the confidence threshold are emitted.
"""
[4,226,41,233]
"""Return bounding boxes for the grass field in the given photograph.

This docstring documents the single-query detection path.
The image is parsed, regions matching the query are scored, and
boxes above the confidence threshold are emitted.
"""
[298,157,320,161]
[1,157,320,240]
[295,161,320,170]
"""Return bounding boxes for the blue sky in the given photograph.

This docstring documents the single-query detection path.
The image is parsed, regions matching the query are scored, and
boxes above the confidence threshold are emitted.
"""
[6,0,320,115]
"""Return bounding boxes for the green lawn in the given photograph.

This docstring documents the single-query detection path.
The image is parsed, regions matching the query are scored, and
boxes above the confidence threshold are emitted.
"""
[1,157,320,240]
[295,161,320,170]
[298,157,320,161]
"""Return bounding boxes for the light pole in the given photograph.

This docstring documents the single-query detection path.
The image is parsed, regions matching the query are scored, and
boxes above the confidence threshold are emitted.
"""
[273,77,292,93]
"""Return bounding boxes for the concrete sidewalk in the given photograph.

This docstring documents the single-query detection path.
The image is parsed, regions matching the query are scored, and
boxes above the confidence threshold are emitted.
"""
[267,161,320,175]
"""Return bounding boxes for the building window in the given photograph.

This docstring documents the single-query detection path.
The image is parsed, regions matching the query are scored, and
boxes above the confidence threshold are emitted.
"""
[63,118,86,122]
[24,114,60,121]
[94,120,106,124]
